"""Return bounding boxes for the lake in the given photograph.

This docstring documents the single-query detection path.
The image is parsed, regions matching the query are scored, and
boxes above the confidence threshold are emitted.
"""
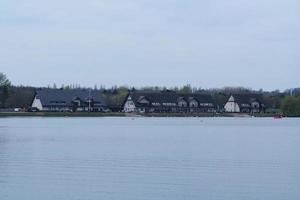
[0,117,300,200]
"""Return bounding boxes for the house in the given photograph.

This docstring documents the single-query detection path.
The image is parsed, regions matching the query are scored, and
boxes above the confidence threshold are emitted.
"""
[224,94,265,113]
[123,91,216,113]
[31,89,107,112]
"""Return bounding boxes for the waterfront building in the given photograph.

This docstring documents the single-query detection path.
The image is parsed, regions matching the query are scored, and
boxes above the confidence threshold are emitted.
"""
[123,91,216,113]
[224,94,265,113]
[31,89,107,112]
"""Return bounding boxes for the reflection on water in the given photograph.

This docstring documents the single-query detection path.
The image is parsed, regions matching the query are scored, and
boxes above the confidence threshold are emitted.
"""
[0,117,300,200]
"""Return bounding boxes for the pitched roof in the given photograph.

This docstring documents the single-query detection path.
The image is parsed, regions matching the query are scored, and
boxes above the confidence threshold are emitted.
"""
[35,89,106,107]
[128,91,216,108]
[102,93,128,108]
[230,94,264,105]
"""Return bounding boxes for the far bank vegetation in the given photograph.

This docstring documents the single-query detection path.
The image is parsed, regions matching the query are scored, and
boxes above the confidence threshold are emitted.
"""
[1,72,299,116]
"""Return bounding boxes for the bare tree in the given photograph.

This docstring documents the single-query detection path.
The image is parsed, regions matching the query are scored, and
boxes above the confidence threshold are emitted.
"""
[0,73,11,107]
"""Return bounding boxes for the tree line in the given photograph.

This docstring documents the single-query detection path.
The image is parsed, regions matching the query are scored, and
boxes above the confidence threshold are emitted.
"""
[281,96,300,117]
[0,72,299,116]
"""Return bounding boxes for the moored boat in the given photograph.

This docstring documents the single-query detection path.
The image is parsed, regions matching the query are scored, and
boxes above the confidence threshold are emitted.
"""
[274,113,284,119]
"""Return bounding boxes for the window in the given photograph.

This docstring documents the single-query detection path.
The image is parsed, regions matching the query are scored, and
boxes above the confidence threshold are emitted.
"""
[178,100,187,107]
[189,100,198,108]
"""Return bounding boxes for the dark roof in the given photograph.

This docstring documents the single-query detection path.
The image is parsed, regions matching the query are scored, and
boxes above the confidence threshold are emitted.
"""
[35,89,106,107]
[102,93,128,108]
[230,94,264,105]
[128,91,216,108]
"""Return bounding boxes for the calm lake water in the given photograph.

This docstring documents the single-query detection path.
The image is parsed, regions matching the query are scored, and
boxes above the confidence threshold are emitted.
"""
[0,117,300,200]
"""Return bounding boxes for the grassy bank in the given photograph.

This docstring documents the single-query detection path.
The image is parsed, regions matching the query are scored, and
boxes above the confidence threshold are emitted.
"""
[141,112,219,117]
[0,112,279,118]
[0,112,126,117]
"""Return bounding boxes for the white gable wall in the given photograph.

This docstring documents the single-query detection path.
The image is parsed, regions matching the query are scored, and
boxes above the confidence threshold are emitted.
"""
[224,102,240,112]
[178,100,188,107]
[228,96,235,102]
[189,99,198,107]
[31,96,43,110]
[224,95,240,112]
[124,96,136,112]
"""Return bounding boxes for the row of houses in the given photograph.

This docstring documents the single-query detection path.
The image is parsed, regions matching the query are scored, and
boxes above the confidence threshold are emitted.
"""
[31,89,107,112]
[123,92,216,113]
[31,89,266,113]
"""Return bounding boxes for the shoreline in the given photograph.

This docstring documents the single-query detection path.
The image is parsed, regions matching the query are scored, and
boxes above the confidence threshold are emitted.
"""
[0,112,283,118]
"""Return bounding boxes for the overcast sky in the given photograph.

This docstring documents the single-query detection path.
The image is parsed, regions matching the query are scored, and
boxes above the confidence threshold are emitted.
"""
[0,0,299,90]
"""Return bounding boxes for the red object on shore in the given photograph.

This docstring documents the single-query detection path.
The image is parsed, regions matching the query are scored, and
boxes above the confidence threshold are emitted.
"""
[274,114,284,119]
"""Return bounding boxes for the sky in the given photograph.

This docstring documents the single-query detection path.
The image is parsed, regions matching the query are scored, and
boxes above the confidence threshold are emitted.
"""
[0,0,299,91]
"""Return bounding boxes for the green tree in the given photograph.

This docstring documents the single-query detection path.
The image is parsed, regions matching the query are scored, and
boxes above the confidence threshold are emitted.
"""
[281,96,300,117]
[0,73,11,107]
[180,84,192,93]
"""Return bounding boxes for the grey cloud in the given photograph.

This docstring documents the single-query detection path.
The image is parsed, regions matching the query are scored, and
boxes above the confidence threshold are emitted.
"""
[0,0,299,90]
